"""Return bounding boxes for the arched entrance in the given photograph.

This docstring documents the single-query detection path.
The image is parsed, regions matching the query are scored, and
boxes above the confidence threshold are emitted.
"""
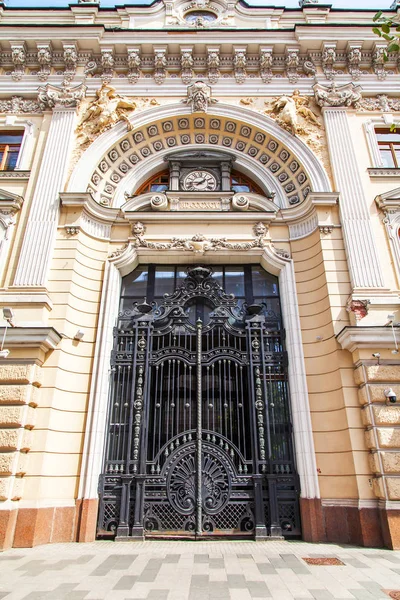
[97,264,300,539]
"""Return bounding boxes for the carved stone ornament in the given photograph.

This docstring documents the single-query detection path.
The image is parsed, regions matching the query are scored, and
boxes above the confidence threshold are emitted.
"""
[127,49,141,84]
[313,82,362,108]
[131,222,268,255]
[299,0,319,4]
[303,56,316,78]
[11,44,26,82]
[37,44,52,82]
[182,81,218,113]
[347,47,362,81]
[181,50,194,85]
[267,89,321,135]
[207,50,220,84]
[359,95,400,112]
[154,50,167,85]
[101,49,115,84]
[76,83,136,142]
[319,225,333,234]
[322,45,337,81]
[372,47,387,81]
[0,97,41,113]
[285,49,300,84]
[346,298,370,321]
[38,82,86,110]
[63,44,78,83]
[259,50,273,84]
[234,50,247,84]
[65,225,80,235]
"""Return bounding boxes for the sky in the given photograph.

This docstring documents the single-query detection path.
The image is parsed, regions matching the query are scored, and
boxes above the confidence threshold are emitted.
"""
[2,0,393,9]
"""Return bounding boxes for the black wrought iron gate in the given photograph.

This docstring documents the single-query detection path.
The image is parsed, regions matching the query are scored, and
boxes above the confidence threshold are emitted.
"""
[98,265,301,539]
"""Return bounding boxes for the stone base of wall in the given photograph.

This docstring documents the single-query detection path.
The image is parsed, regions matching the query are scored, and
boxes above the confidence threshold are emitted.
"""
[2,499,400,549]
[301,498,400,549]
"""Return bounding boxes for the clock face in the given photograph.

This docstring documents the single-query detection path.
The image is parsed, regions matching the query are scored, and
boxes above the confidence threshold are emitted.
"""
[183,170,217,191]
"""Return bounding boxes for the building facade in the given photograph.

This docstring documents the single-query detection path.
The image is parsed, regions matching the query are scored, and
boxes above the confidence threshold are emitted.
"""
[1,0,400,550]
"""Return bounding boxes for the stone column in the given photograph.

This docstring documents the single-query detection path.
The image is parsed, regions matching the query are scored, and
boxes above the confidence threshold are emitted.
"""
[314,83,385,290]
[14,83,85,287]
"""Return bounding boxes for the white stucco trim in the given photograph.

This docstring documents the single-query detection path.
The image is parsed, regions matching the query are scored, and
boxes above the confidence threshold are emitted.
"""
[363,115,398,170]
[0,116,35,172]
[68,102,331,197]
[112,145,286,208]
[78,246,320,502]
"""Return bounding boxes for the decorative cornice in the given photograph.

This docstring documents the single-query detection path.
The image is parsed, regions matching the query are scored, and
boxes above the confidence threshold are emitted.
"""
[37,82,86,110]
[336,326,400,353]
[0,170,30,180]
[368,168,400,178]
[0,326,62,353]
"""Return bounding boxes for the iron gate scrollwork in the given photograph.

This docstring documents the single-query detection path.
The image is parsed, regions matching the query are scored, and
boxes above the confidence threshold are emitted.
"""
[97,264,301,539]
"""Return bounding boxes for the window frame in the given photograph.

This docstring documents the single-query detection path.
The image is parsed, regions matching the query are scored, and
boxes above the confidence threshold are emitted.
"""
[0,130,24,171]
[375,128,400,169]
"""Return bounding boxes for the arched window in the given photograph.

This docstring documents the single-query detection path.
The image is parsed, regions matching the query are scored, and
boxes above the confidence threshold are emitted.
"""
[135,170,263,195]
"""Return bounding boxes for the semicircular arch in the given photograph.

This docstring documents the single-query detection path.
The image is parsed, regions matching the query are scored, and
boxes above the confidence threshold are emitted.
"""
[68,102,331,210]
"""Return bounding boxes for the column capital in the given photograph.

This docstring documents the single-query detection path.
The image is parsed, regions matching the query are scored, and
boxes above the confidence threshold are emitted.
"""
[313,82,362,109]
[37,82,86,111]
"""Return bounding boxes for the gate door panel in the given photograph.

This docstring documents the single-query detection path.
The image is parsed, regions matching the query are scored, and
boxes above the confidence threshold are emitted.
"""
[97,264,301,539]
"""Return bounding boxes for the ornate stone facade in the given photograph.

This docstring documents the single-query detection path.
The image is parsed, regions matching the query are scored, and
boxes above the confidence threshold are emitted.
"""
[0,0,400,552]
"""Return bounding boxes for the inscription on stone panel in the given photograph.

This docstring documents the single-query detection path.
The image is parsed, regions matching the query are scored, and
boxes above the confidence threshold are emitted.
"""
[178,200,222,211]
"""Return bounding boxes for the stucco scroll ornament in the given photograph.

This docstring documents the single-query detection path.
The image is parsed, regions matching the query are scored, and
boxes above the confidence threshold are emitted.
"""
[303,55,317,78]
[234,50,247,84]
[38,82,86,110]
[181,52,194,85]
[76,83,136,143]
[313,82,362,109]
[131,221,268,255]
[207,50,220,84]
[127,50,141,84]
[182,81,218,113]
[11,46,26,82]
[37,45,52,82]
[154,51,167,85]
[259,50,273,84]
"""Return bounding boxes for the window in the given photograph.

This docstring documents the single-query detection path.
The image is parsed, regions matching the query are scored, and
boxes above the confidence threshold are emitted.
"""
[120,264,282,326]
[136,171,170,195]
[135,169,263,195]
[376,129,400,168]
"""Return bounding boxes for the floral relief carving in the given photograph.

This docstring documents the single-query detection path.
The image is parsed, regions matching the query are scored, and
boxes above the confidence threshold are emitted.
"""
[131,222,268,255]
[313,82,362,108]
[38,82,86,110]
[0,97,41,113]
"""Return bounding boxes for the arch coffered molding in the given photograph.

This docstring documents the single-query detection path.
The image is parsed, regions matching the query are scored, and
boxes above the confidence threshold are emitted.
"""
[67,102,332,210]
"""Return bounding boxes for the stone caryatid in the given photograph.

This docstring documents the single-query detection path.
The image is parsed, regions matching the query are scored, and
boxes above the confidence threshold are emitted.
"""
[259,49,273,83]
[127,49,141,84]
[313,82,362,108]
[76,83,136,142]
[154,50,167,85]
[101,49,115,84]
[63,44,78,83]
[37,44,52,82]
[233,49,247,84]
[11,43,26,82]
[38,82,86,110]
[207,49,220,84]
[181,50,194,85]
[182,80,218,113]
[285,49,300,84]
[347,46,362,81]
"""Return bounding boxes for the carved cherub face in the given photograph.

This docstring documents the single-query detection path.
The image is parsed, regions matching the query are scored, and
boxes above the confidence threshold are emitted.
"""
[254,222,267,237]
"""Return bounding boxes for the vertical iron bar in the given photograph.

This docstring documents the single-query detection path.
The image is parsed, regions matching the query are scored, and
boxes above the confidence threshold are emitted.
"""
[196,318,203,537]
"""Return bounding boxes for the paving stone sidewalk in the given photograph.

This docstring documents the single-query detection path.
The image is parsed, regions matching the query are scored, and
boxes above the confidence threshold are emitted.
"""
[1,539,400,600]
